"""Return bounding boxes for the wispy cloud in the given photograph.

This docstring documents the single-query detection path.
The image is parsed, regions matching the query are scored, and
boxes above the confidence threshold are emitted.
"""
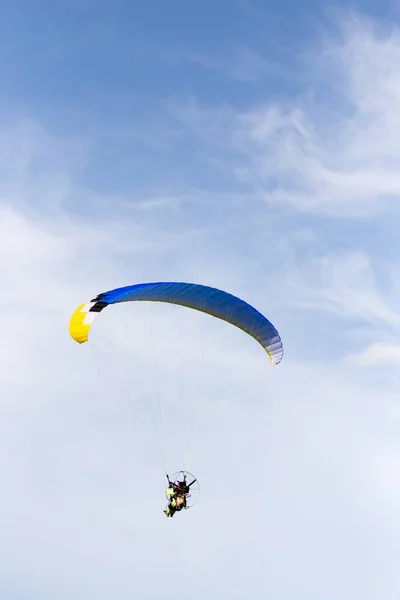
[170,17,400,217]
[288,251,400,327]
[346,341,400,365]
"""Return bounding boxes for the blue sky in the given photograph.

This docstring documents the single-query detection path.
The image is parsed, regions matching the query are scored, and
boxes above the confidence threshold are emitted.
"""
[1,1,400,599]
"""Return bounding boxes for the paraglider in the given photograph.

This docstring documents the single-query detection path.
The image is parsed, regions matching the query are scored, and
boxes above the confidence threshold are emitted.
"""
[69,281,283,364]
[163,472,198,518]
[68,281,283,518]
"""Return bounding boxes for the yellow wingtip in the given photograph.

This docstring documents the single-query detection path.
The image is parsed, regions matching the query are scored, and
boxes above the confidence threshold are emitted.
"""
[69,303,91,344]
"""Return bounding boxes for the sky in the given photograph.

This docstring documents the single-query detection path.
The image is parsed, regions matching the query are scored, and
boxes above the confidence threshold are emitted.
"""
[1,0,400,598]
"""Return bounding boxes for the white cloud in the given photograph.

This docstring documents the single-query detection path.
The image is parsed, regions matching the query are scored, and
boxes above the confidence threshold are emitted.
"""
[346,341,400,365]
[171,17,400,217]
[288,251,400,327]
